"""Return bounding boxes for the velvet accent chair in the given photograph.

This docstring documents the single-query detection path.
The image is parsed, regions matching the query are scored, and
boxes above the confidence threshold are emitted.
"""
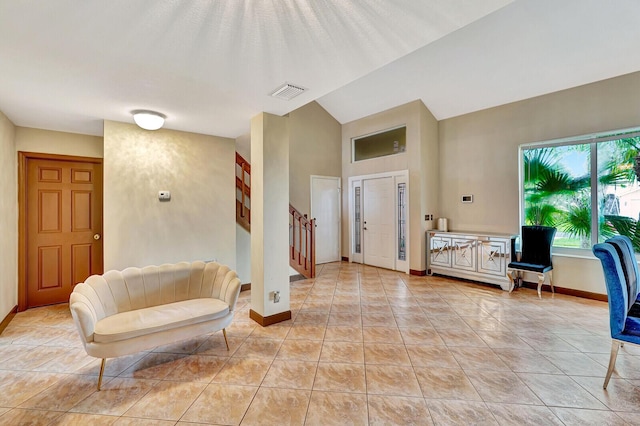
[507,225,557,298]
[592,235,640,389]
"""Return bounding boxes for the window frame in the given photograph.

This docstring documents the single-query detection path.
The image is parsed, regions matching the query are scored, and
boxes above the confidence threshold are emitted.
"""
[519,126,640,256]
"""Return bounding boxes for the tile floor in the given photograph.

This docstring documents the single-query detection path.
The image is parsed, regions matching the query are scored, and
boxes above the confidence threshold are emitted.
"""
[1,262,639,425]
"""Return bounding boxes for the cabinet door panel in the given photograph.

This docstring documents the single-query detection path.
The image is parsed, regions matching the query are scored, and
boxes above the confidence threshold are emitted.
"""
[430,235,451,268]
[478,239,507,276]
[452,238,476,271]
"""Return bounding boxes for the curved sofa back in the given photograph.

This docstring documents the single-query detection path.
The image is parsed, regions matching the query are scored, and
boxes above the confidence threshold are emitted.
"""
[71,261,239,321]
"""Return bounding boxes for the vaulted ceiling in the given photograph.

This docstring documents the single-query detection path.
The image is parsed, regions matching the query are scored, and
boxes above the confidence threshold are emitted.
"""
[1,0,639,139]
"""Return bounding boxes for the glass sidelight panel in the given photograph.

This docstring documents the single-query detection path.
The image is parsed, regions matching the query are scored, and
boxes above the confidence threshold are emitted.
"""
[354,186,361,253]
[398,182,406,261]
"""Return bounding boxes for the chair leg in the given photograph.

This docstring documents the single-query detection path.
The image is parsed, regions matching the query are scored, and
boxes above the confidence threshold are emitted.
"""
[548,271,554,294]
[507,270,516,293]
[604,340,621,389]
[222,328,230,351]
[537,273,545,298]
[97,358,106,391]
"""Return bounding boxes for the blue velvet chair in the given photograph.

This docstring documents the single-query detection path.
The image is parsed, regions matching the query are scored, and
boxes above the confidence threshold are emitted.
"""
[507,226,556,298]
[592,235,640,389]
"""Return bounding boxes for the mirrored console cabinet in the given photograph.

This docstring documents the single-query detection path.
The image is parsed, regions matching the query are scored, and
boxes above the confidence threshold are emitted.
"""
[427,231,517,290]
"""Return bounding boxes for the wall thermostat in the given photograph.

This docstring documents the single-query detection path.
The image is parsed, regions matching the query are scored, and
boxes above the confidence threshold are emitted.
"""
[158,191,171,201]
[462,194,473,203]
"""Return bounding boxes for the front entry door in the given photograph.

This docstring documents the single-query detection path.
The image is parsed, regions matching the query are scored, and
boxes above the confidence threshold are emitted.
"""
[24,155,103,308]
[363,177,394,269]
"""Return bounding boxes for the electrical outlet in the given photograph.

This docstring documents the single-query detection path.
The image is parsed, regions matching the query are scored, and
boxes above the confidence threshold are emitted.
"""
[158,191,171,201]
[273,291,280,303]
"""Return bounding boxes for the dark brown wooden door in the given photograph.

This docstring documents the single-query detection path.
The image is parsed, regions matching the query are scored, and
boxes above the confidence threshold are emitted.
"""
[26,157,103,308]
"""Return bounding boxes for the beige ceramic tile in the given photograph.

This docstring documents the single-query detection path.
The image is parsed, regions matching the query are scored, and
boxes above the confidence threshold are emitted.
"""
[119,352,186,380]
[113,417,176,426]
[276,339,323,361]
[362,326,403,343]
[180,383,257,424]
[405,345,459,368]
[241,387,310,426]
[323,326,363,342]
[320,341,364,364]
[487,403,564,425]
[261,360,317,390]
[162,354,226,382]
[49,412,118,425]
[123,381,206,420]
[286,324,326,340]
[69,377,158,416]
[517,373,608,410]
[0,408,63,425]
[426,399,498,425]
[305,391,368,426]
[367,395,432,425]
[550,407,628,425]
[414,366,482,401]
[19,373,97,411]
[233,337,282,359]
[365,365,422,397]
[0,371,64,407]
[364,343,411,365]
[314,363,366,393]
[465,369,543,404]
[211,357,271,386]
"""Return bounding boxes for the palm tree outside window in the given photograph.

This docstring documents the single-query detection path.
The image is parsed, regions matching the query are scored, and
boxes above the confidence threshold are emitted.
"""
[522,131,640,251]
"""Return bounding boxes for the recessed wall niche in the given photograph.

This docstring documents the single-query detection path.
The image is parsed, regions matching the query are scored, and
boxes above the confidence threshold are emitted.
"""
[352,126,406,162]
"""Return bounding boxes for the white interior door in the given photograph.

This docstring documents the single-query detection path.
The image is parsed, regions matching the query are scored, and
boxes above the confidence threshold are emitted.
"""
[363,177,394,269]
[311,176,341,264]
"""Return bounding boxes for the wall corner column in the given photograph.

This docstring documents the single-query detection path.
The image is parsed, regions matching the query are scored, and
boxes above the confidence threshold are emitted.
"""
[250,113,291,326]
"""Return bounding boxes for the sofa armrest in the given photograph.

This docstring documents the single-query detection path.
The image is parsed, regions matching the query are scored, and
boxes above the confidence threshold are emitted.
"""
[221,275,241,311]
[69,294,98,344]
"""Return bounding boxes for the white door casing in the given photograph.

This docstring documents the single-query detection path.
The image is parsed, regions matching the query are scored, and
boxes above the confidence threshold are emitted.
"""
[311,175,341,264]
[348,170,409,273]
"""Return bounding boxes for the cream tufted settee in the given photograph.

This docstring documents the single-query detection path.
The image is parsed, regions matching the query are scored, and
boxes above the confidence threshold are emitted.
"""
[69,261,241,390]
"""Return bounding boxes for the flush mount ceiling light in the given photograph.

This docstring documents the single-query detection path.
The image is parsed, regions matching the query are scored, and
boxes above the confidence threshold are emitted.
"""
[269,83,306,100]
[132,110,166,130]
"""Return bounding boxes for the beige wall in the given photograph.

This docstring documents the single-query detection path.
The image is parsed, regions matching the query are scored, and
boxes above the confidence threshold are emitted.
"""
[0,111,17,320]
[15,127,103,158]
[103,120,236,271]
[289,101,342,215]
[341,100,437,272]
[439,71,640,293]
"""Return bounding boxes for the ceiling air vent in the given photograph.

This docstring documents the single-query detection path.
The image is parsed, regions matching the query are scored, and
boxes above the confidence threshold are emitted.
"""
[270,83,306,100]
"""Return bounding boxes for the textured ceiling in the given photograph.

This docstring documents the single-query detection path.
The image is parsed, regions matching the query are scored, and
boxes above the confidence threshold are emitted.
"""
[1,0,639,139]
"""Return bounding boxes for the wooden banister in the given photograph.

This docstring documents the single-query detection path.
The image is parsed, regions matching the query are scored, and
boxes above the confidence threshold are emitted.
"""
[235,152,315,279]
[289,204,316,279]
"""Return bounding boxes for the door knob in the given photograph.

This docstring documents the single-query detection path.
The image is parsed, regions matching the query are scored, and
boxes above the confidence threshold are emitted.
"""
[93,234,101,240]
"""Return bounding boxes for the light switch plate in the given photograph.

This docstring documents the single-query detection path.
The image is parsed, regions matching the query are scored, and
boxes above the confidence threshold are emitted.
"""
[158,191,171,201]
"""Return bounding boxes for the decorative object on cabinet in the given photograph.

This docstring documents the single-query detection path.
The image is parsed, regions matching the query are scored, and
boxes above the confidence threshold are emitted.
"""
[427,231,517,290]
[507,225,556,298]
[592,235,640,389]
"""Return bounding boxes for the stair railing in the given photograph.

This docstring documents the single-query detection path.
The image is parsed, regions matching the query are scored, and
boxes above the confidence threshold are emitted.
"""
[235,152,315,278]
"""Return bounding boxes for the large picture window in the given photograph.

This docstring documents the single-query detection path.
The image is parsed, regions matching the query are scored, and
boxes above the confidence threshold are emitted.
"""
[522,129,640,251]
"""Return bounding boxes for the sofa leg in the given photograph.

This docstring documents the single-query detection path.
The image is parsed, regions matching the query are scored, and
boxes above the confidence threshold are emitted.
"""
[223,328,229,351]
[97,358,106,391]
